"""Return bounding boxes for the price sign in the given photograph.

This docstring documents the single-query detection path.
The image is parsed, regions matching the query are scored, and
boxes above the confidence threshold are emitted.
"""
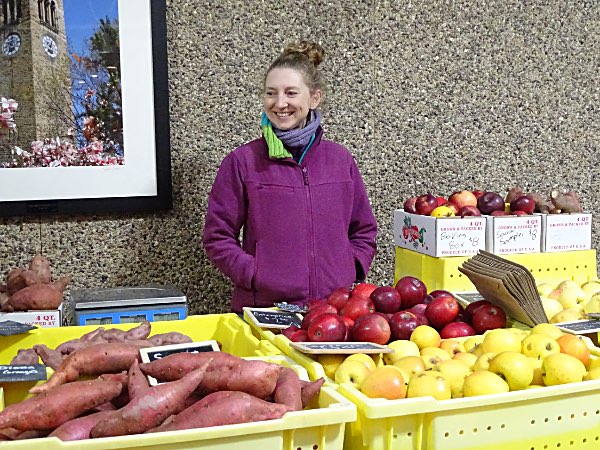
[243,307,303,329]
[554,320,600,335]
[139,341,220,363]
[0,364,47,382]
[0,320,36,336]
[289,341,393,354]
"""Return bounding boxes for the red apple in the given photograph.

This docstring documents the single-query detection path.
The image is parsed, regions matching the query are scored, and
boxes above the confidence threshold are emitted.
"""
[307,313,347,342]
[327,287,351,311]
[307,298,327,310]
[425,296,460,330]
[301,303,337,330]
[510,195,535,214]
[288,329,309,342]
[373,311,391,323]
[370,286,402,313]
[477,191,505,215]
[435,196,448,206]
[415,194,438,216]
[352,314,391,345]
[408,304,429,325]
[403,196,418,214]
[350,282,378,301]
[471,305,507,334]
[440,321,476,338]
[281,325,300,339]
[463,299,492,321]
[395,276,427,308]
[443,202,460,215]
[458,205,481,217]
[449,190,478,209]
[490,210,508,216]
[339,297,376,322]
[340,316,355,341]
[512,210,528,216]
[389,311,422,341]
[429,290,454,299]
[472,190,485,199]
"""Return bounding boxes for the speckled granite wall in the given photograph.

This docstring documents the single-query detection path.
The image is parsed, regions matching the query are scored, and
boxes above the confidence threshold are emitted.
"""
[1,0,599,317]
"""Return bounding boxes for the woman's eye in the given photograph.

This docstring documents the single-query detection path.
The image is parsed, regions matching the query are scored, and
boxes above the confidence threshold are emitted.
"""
[287,92,298,96]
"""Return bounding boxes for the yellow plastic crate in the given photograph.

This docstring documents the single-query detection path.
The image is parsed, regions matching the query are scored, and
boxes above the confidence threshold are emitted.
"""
[395,246,598,292]
[338,378,600,450]
[0,314,281,405]
[0,355,357,450]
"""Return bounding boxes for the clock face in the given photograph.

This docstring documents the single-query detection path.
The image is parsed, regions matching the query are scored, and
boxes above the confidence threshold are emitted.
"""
[42,35,58,59]
[2,33,21,56]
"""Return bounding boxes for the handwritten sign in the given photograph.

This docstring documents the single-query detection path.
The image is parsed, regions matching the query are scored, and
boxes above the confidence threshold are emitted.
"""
[0,320,36,336]
[487,216,542,254]
[555,320,600,335]
[139,341,220,363]
[290,341,393,354]
[243,307,303,329]
[0,364,47,382]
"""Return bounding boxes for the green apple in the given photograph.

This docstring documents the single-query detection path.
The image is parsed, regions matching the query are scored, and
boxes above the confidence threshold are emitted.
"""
[541,353,586,386]
[384,339,420,365]
[436,359,472,398]
[406,370,451,400]
[334,360,371,389]
[488,351,534,391]
[462,370,509,397]
[521,333,560,359]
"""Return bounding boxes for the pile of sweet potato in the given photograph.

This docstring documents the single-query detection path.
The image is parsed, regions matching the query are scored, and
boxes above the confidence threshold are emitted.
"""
[0,254,72,312]
[506,187,583,214]
[0,321,324,442]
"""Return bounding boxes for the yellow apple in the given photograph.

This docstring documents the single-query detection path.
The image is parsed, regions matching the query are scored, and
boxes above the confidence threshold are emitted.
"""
[360,366,407,400]
[530,323,564,340]
[537,282,555,297]
[481,329,522,354]
[334,360,371,389]
[550,307,584,324]
[420,354,444,371]
[383,339,420,365]
[586,356,600,371]
[453,352,478,369]
[345,353,377,372]
[583,293,600,314]
[410,325,441,350]
[371,353,385,368]
[540,297,564,322]
[556,285,587,309]
[583,367,600,381]
[548,288,562,300]
[463,335,484,353]
[462,370,509,397]
[407,371,451,400]
[528,357,544,385]
[317,354,346,379]
[580,281,600,300]
[439,338,466,357]
[541,353,586,386]
[557,280,581,290]
[393,355,426,381]
[420,346,452,361]
[436,359,473,398]
[520,333,560,359]
[488,351,533,391]
[473,352,497,372]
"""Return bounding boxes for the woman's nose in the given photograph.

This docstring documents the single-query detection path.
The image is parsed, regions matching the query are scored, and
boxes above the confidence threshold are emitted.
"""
[275,95,288,109]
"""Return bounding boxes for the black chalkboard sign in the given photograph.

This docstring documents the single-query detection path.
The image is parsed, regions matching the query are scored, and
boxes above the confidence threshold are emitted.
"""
[0,320,37,336]
[555,319,600,335]
[0,364,47,382]
[139,340,220,363]
[243,307,303,329]
[290,341,393,354]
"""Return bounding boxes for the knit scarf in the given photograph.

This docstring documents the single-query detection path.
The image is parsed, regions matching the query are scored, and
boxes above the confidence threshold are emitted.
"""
[262,109,321,159]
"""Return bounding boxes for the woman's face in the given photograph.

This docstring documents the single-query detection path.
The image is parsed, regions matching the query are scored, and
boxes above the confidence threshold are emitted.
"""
[264,68,322,130]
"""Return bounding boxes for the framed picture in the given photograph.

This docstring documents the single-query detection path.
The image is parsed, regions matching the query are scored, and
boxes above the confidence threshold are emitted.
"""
[0,0,171,217]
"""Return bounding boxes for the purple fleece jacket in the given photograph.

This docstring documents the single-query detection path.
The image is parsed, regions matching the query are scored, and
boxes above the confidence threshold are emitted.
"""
[203,128,377,313]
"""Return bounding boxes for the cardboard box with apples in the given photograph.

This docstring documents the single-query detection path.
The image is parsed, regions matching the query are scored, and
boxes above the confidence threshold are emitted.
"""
[538,212,592,253]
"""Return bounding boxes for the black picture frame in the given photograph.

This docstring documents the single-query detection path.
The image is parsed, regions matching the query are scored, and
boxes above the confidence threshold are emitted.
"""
[0,0,172,218]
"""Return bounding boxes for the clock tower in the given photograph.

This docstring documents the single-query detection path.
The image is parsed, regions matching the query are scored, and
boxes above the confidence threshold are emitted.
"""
[0,0,71,158]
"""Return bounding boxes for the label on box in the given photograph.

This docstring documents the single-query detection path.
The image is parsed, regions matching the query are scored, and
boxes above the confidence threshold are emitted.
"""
[0,309,61,328]
[393,209,486,257]
[540,213,592,252]
[486,215,542,254]
[0,320,36,336]
[244,307,303,329]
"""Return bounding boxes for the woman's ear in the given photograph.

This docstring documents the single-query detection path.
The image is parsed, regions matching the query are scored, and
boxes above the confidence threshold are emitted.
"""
[310,89,323,109]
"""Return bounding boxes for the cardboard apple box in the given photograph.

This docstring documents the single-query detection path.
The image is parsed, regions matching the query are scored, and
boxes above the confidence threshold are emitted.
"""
[538,212,592,252]
[485,215,542,254]
[393,209,486,257]
[0,303,63,328]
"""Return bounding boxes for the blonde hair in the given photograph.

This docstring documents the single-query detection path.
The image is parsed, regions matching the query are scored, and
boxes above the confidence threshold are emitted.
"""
[264,41,326,94]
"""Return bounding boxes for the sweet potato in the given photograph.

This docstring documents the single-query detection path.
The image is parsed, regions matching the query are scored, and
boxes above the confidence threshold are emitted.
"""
[49,410,114,441]
[0,427,20,440]
[300,378,325,408]
[33,344,65,370]
[527,192,552,214]
[146,331,192,346]
[0,283,6,293]
[5,268,25,295]
[8,282,64,311]
[0,378,122,431]
[505,187,524,203]
[6,270,45,295]
[273,367,302,411]
[14,429,50,440]
[551,190,583,213]
[56,335,109,354]
[91,360,212,438]
[30,342,150,394]
[127,359,150,399]
[148,391,293,433]
[81,327,106,341]
[10,348,39,365]
[124,321,151,341]
[139,352,281,399]
[28,254,52,283]
[0,292,10,312]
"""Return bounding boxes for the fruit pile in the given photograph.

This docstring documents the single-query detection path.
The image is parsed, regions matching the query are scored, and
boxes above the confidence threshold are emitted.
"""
[538,279,600,323]
[280,277,508,345]
[326,323,599,401]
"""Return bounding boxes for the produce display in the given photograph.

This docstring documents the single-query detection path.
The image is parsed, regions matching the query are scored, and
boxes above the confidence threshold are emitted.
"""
[280,277,509,345]
[0,321,325,442]
[0,254,71,312]
[537,279,600,323]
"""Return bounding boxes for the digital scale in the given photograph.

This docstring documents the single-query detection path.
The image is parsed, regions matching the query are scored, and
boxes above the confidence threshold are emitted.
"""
[71,285,188,326]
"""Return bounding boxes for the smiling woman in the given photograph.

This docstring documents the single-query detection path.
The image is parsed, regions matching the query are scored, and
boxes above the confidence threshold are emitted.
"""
[0,0,171,217]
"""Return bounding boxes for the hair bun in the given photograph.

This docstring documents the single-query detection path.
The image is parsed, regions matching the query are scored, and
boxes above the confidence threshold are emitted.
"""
[283,41,325,67]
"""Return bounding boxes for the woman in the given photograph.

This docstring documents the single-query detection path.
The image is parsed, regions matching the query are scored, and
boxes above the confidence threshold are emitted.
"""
[203,41,377,313]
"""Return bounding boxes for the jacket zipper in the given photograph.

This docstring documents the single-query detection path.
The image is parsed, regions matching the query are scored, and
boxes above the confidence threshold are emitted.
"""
[302,166,317,299]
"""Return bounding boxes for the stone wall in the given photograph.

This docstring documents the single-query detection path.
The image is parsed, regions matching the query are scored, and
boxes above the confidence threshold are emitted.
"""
[0,0,598,315]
